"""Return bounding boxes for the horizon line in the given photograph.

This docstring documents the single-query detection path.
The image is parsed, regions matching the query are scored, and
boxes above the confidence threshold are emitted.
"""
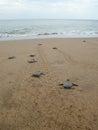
[0,18,98,21]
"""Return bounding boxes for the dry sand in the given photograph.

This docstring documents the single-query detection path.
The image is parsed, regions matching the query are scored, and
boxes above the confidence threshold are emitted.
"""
[0,38,98,130]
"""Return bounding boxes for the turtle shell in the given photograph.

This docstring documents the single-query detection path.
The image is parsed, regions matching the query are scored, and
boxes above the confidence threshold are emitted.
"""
[63,79,72,88]
[32,71,44,78]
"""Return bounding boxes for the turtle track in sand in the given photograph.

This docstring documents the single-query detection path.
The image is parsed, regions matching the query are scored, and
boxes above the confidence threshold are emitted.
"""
[54,48,77,65]
[35,44,56,86]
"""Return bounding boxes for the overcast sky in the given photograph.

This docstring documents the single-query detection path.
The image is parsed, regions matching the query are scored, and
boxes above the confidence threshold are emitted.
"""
[0,0,98,19]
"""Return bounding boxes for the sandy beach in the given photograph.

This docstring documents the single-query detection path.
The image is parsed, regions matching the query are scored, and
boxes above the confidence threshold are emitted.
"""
[0,38,98,130]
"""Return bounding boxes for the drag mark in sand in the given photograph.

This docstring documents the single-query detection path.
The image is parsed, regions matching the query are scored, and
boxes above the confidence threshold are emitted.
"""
[56,48,77,65]
[36,44,55,86]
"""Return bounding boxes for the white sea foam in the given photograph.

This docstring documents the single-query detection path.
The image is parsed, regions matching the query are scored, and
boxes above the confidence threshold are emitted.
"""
[0,19,98,40]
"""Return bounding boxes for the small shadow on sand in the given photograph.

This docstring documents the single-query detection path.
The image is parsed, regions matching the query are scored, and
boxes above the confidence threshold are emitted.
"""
[60,87,75,90]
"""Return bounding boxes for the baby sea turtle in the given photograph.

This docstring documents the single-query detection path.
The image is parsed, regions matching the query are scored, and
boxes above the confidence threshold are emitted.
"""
[32,71,44,78]
[53,47,57,49]
[83,40,86,42]
[28,59,37,63]
[8,56,16,59]
[59,79,78,89]
[63,79,73,89]
[29,54,35,57]
[38,44,42,46]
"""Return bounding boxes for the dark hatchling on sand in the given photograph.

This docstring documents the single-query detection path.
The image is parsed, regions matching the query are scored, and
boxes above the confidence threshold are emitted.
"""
[29,54,35,57]
[28,59,37,63]
[83,40,86,42]
[53,47,57,49]
[59,79,78,89]
[8,56,16,59]
[32,71,44,78]
[38,44,42,46]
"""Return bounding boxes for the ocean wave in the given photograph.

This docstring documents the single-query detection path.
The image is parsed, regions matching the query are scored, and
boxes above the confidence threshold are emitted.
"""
[0,19,98,40]
[0,31,98,40]
[4,29,31,35]
[0,20,98,39]
[38,32,58,35]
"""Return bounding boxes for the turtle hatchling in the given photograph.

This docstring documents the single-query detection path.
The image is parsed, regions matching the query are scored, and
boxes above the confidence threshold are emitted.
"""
[8,56,16,59]
[63,79,72,88]
[32,71,44,78]
[29,54,35,57]
[28,59,37,63]
[59,79,78,89]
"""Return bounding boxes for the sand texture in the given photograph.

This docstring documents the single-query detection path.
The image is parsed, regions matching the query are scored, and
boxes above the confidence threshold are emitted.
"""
[0,38,98,130]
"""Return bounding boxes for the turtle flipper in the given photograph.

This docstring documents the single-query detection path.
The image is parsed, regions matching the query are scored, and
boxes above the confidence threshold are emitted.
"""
[72,83,79,86]
[59,83,63,86]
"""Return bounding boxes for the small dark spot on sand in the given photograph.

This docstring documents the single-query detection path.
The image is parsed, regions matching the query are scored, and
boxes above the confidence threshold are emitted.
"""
[77,115,81,118]
[86,127,92,130]
[29,54,35,57]
[69,105,73,108]
[53,47,57,49]
[8,56,16,59]
[38,44,42,46]
[9,81,13,84]
[83,40,86,42]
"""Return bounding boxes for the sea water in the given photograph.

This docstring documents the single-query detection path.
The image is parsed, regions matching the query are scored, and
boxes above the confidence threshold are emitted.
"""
[0,19,98,40]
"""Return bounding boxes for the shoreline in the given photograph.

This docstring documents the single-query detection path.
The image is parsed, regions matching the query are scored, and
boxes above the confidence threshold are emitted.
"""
[0,36,98,42]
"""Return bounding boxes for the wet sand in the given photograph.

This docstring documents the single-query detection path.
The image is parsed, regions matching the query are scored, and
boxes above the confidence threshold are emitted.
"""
[0,38,98,130]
